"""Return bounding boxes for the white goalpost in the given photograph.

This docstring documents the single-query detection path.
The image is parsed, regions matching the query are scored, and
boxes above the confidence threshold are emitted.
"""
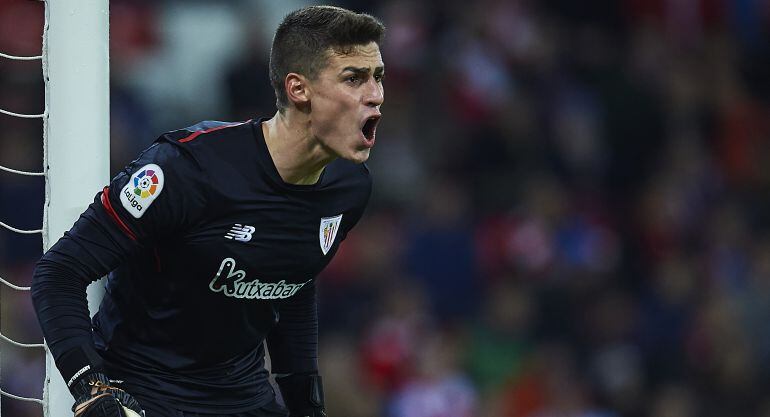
[43,1,110,416]
[0,1,109,416]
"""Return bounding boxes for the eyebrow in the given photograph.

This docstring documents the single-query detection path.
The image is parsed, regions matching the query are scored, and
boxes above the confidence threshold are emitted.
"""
[340,66,385,75]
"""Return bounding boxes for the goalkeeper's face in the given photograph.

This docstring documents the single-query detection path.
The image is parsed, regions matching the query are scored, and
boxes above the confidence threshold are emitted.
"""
[305,42,385,164]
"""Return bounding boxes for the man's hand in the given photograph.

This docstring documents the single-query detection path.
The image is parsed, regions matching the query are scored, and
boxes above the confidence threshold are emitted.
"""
[275,373,326,417]
[71,373,144,417]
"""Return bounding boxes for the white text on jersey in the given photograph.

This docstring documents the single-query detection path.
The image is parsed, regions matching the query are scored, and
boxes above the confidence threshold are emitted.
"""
[209,258,310,300]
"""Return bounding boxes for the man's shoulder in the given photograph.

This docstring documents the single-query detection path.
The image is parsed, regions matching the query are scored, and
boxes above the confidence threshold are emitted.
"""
[115,120,255,189]
[152,119,259,174]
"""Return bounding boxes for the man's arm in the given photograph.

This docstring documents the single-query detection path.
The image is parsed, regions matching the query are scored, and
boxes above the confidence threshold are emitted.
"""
[31,194,146,416]
[31,139,207,416]
[267,282,326,417]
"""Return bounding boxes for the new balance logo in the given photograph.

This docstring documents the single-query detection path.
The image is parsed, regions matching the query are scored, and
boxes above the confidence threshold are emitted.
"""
[225,224,255,242]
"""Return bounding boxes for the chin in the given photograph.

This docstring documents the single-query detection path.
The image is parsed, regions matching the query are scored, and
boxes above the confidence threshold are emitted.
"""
[345,148,371,164]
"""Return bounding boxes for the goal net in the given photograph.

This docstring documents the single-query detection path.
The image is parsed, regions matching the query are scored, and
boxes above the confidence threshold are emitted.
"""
[0,1,109,416]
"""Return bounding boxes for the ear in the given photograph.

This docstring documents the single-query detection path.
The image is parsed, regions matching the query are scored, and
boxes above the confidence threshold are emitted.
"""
[284,73,310,107]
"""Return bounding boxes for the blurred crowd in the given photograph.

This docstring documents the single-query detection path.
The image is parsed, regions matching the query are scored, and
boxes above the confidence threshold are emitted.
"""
[3,0,770,416]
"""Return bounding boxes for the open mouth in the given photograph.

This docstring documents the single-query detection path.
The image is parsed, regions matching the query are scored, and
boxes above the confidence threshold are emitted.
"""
[361,115,381,141]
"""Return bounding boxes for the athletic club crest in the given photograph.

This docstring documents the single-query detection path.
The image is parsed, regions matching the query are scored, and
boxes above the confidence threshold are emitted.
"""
[319,214,343,255]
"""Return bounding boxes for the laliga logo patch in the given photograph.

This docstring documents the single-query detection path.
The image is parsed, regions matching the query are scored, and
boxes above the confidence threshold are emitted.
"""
[319,214,342,255]
[120,164,164,218]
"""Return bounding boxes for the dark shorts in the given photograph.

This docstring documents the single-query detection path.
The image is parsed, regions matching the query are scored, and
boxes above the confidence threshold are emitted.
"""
[135,396,289,417]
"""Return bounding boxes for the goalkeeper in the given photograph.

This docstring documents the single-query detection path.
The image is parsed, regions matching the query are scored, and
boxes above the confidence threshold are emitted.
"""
[31,5,385,417]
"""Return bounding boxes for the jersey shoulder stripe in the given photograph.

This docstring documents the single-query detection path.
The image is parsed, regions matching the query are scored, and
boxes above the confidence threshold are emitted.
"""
[100,186,138,241]
[177,120,252,143]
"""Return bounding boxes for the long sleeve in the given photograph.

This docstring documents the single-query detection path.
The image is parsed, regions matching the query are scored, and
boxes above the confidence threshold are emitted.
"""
[266,281,319,374]
[31,139,207,386]
[31,197,141,382]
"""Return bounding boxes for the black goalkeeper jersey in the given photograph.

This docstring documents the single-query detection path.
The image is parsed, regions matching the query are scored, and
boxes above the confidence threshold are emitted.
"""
[31,119,371,413]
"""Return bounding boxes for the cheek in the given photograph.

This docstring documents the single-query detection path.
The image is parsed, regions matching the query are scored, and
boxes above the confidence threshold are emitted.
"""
[315,94,357,131]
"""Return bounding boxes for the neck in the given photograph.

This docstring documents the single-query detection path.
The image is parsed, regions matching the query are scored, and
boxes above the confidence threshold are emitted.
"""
[262,110,335,185]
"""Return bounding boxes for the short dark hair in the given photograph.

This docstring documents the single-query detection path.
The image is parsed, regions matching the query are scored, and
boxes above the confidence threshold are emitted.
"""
[269,5,385,111]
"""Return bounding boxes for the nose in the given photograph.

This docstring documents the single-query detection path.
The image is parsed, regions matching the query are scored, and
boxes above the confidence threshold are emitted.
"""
[364,78,384,107]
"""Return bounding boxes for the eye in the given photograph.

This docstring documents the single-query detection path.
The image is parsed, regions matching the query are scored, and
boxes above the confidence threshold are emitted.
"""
[374,73,385,83]
[345,75,361,85]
